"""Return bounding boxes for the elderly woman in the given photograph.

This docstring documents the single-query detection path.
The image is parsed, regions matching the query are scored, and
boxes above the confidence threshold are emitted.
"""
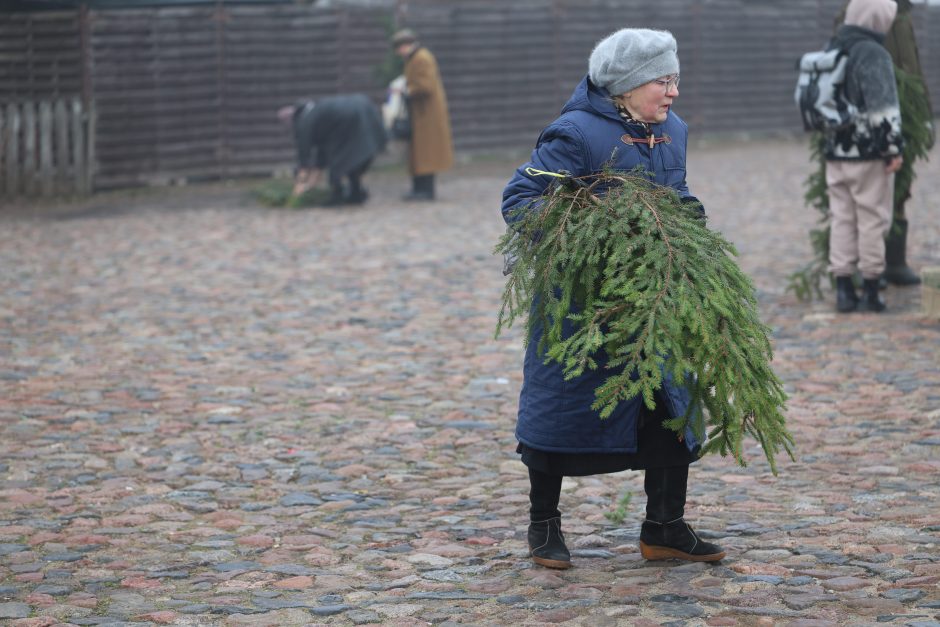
[501,28,725,569]
[392,29,454,201]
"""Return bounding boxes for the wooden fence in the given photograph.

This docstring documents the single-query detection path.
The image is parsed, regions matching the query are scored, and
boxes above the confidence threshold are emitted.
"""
[86,5,391,189]
[0,99,94,198]
[1,0,938,195]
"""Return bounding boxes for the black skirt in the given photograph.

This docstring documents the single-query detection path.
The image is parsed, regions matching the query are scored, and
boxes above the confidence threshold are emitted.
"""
[517,398,698,476]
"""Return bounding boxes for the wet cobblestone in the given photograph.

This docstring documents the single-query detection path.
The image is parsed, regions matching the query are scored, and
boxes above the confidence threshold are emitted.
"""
[1,137,939,625]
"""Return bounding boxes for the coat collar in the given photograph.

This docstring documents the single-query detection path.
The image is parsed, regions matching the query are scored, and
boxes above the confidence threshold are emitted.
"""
[561,76,665,136]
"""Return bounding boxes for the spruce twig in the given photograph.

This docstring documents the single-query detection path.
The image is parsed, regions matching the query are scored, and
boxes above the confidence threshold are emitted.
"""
[496,170,794,473]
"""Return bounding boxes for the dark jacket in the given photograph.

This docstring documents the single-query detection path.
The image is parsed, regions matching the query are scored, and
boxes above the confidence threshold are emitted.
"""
[501,76,701,455]
[825,25,903,161]
[293,94,386,178]
[884,0,933,124]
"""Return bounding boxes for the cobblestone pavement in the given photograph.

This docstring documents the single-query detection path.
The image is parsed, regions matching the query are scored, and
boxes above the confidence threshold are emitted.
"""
[1,137,939,627]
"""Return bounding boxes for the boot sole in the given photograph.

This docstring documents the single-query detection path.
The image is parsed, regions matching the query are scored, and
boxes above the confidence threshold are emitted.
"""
[531,553,572,569]
[639,541,725,562]
[883,272,920,286]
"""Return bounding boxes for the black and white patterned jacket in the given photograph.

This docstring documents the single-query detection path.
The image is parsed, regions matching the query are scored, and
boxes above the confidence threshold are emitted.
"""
[825,25,903,161]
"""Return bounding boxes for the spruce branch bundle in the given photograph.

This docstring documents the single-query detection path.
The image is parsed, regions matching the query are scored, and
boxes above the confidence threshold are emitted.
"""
[787,133,830,301]
[252,179,332,208]
[496,171,794,473]
[893,66,934,206]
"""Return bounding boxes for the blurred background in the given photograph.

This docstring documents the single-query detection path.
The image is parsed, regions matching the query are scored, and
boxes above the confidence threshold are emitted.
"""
[1,0,938,197]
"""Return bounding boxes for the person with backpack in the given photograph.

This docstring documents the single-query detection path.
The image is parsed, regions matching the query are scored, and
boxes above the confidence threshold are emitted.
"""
[835,0,934,287]
[825,0,904,313]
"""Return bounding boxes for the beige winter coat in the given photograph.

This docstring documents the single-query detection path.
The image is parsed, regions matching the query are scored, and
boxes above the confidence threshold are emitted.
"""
[404,47,454,176]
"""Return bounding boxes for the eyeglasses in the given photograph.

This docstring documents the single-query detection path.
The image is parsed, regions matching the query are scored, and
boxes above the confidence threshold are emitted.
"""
[653,75,680,92]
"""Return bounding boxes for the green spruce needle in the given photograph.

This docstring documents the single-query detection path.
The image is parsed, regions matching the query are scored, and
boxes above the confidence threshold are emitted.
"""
[495,170,795,474]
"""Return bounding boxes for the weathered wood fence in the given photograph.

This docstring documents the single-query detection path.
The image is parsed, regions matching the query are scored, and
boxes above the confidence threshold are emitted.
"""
[0,99,94,198]
[2,0,939,196]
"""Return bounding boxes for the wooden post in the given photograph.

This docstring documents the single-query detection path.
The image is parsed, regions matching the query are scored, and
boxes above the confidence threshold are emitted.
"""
[923,267,940,319]
[39,101,54,197]
[3,103,18,197]
[55,100,70,195]
[22,103,36,196]
[71,98,86,196]
[86,101,95,194]
[0,106,4,194]
[0,106,5,196]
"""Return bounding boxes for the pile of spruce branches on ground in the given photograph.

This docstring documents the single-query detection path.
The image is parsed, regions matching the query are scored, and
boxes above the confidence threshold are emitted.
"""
[252,179,332,209]
[496,170,794,473]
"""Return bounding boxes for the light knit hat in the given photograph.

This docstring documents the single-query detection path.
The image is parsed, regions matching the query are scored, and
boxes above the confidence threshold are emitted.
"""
[588,28,679,95]
[391,29,418,47]
[844,0,897,34]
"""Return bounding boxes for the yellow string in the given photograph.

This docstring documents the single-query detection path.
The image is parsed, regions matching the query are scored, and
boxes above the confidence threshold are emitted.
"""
[524,167,566,178]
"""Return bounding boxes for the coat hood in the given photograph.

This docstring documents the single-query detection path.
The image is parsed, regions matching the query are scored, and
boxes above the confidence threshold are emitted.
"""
[844,0,897,34]
[561,76,620,120]
[832,23,885,49]
[560,76,635,125]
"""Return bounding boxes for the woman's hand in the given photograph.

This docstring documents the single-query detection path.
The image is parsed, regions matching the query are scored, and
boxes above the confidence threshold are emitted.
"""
[886,155,904,174]
[292,168,321,196]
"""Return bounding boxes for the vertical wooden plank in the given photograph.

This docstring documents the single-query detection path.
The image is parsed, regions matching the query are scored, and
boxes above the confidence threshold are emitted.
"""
[22,103,37,196]
[0,106,4,197]
[4,104,20,197]
[86,101,96,194]
[55,99,71,195]
[71,98,86,196]
[39,101,54,197]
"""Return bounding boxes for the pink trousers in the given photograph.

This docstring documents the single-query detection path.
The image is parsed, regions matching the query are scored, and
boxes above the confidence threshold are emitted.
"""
[826,159,894,279]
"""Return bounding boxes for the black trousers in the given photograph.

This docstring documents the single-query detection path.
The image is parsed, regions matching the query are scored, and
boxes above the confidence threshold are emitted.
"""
[329,158,372,200]
[528,465,689,523]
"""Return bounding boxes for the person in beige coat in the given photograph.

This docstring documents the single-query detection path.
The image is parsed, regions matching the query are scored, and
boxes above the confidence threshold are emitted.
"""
[393,29,454,201]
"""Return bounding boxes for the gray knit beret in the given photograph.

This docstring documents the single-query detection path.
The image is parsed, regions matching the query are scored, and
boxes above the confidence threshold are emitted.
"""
[588,28,679,95]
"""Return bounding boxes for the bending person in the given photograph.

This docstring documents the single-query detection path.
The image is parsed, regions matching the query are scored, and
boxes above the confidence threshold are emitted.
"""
[278,94,386,206]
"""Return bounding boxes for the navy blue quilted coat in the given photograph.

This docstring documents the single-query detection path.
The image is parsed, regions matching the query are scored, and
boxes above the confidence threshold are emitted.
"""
[501,76,703,455]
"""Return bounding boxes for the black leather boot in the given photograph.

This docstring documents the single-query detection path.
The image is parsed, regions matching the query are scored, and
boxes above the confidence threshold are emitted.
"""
[528,517,571,569]
[835,275,858,313]
[883,219,921,286]
[425,174,435,199]
[325,183,345,207]
[640,466,725,562]
[860,278,886,312]
[403,175,434,201]
[346,177,369,205]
